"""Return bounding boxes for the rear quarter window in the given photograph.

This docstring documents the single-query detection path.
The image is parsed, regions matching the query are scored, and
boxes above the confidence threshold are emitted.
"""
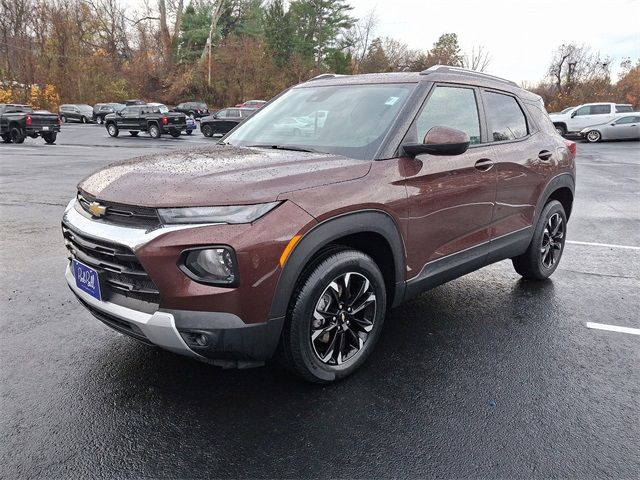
[616,105,633,113]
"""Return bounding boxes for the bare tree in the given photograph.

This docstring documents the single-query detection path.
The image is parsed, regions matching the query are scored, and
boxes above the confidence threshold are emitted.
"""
[345,9,377,72]
[462,45,491,72]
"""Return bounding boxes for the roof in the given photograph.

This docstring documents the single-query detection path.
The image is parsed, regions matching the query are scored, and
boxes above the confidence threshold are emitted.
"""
[300,66,539,101]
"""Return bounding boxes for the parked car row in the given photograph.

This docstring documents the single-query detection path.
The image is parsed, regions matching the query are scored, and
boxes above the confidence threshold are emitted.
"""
[549,102,639,141]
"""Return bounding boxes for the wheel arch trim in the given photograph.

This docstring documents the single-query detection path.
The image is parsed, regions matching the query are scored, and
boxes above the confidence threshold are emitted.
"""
[536,173,575,222]
[267,209,407,320]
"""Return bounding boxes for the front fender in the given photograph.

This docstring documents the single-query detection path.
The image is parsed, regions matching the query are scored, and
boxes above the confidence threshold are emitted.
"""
[267,209,407,320]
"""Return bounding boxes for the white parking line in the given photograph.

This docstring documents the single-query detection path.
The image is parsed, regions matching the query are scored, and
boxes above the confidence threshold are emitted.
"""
[586,322,640,336]
[567,240,640,251]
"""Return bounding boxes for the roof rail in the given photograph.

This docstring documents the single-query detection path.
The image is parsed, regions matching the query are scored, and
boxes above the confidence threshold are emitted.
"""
[307,73,345,82]
[420,65,518,87]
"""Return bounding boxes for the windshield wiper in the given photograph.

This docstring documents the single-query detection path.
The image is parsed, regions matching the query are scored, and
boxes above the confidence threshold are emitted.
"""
[247,144,322,154]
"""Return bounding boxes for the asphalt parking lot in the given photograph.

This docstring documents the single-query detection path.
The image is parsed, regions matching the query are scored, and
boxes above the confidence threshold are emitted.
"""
[1,124,639,478]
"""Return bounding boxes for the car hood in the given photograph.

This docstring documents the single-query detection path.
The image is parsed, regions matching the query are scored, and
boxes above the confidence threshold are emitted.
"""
[78,145,371,207]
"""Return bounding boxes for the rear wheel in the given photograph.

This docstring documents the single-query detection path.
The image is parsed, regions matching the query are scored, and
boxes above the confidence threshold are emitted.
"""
[10,126,26,144]
[148,123,161,138]
[170,129,181,138]
[106,123,119,137]
[201,124,213,137]
[586,130,601,143]
[1,134,10,143]
[129,131,139,137]
[512,200,567,280]
[279,249,387,383]
[42,132,57,144]
[97,116,103,124]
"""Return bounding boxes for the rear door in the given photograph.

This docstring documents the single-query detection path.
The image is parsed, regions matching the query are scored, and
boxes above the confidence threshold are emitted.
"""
[481,89,555,259]
[403,84,497,272]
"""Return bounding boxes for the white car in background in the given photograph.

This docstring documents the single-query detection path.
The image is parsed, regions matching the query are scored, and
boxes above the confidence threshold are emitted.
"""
[579,113,640,142]
[549,102,634,136]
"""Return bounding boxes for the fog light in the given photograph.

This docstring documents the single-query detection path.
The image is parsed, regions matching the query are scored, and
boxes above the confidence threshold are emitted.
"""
[180,247,238,286]
[196,334,208,346]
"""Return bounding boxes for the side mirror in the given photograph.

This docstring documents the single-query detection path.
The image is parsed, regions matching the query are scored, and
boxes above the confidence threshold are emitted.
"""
[611,123,616,126]
[402,126,470,157]
[570,111,577,118]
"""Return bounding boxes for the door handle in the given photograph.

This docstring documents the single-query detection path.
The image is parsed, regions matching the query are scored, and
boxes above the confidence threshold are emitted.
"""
[538,150,553,161]
[474,159,494,172]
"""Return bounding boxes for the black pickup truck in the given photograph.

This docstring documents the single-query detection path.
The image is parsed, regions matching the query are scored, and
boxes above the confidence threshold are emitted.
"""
[104,103,187,138]
[0,104,60,144]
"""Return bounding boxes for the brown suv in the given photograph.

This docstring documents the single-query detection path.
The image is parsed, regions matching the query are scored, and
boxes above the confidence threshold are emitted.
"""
[62,66,576,383]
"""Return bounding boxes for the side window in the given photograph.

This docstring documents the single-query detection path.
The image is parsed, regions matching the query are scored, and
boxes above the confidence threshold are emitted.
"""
[217,109,228,118]
[590,105,611,115]
[415,86,481,145]
[616,105,633,113]
[615,116,635,124]
[228,109,240,118]
[574,106,590,116]
[484,91,528,142]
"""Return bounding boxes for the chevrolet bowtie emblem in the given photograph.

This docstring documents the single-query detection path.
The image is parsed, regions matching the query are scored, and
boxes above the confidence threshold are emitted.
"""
[88,201,107,218]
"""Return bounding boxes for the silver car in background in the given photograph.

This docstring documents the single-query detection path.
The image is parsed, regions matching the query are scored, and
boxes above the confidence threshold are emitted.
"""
[580,114,640,142]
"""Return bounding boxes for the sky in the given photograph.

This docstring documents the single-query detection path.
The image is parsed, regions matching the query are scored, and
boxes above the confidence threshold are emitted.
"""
[346,0,640,83]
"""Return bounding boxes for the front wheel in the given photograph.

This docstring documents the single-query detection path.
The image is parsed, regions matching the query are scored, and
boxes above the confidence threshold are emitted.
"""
[555,124,567,136]
[586,130,601,143]
[279,249,387,383]
[148,123,161,138]
[512,200,567,280]
[106,123,119,137]
[42,132,57,144]
[170,129,181,138]
[201,124,213,137]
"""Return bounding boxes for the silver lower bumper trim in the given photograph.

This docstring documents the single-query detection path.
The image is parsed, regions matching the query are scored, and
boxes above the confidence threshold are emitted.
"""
[66,265,202,359]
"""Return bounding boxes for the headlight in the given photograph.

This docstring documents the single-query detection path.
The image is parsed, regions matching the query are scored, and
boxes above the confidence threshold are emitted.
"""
[158,202,280,224]
[180,247,238,286]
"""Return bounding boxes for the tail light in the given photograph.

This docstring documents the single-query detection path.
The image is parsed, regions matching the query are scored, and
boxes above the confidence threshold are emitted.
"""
[564,139,577,158]
[162,116,168,125]
[25,114,32,126]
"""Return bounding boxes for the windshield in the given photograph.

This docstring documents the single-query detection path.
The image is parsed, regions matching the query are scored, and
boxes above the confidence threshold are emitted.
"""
[225,83,416,159]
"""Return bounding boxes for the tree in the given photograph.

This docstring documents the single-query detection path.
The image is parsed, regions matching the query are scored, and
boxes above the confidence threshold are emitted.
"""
[359,37,390,73]
[344,9,377,73]
[289,0,355,72]
[177,2,213,63]
[264,0,294,67]
[426,33,462,67]
[462,45,490,72]
[616,59,640,108]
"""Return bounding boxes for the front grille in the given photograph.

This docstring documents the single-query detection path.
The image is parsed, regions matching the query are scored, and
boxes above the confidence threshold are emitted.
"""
[63,222,160,308]
[77,192,160,228]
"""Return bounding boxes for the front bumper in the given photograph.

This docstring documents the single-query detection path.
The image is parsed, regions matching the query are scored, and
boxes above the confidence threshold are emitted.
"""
[62,199,289,366]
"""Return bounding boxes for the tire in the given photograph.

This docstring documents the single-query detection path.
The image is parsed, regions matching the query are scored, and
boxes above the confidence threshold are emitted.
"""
[10,126,26,144]
[1,133,10,143]
[555,124,567,136]
[279,249,387,383]
[59,115,66,123]
[42,132,57,144]
[81,116,87,124]
[512,200,567,280]
[170,129,181,138]
[129,131,139,137]
[201,124,213,137]
[97,116,103,124]
[186,130,193,135]
[148,123,161,138]
[586,130,601,143]
[106,123,119,137]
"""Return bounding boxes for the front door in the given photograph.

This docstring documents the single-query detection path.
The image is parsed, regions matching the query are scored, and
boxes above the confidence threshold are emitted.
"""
[403,84,497,281]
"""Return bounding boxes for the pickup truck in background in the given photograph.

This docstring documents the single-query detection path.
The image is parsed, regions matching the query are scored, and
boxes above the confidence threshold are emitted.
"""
[549,102,634,136]
[104,103,187,138]
[0,104,61,144]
